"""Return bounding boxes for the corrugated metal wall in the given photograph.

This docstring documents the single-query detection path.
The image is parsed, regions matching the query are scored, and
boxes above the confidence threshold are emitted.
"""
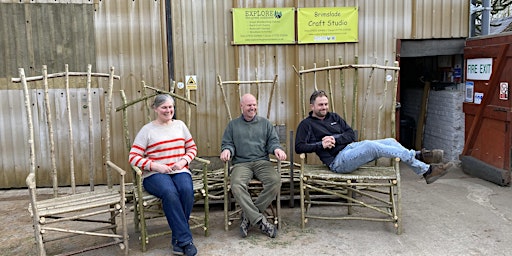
[411,0,469,39]
[0,0,469,188]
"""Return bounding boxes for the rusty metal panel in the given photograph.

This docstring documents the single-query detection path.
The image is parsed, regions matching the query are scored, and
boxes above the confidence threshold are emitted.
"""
[462,33,512,185]
[0,2,96,79]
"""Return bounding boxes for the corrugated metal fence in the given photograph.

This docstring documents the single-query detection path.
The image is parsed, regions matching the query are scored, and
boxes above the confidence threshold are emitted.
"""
[0,0,469,188]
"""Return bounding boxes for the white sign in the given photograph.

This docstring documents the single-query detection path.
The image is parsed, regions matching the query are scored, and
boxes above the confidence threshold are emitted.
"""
[465,81,474,102]
[474,92,484,104]
[466,58,492,80]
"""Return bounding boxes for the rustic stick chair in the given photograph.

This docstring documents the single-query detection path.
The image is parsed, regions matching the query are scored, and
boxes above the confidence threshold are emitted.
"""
[217,73,287,231]
[116,83,210,252]
[295,59,403,234]
[13,65,129,255]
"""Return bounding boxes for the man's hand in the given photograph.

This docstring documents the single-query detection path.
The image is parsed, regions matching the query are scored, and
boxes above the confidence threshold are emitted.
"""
[220,149,231,162]
[322,136,336,149]
[274,148,287,161]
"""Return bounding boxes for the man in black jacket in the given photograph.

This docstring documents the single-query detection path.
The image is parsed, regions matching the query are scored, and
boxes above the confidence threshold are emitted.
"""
[295,90,452,184]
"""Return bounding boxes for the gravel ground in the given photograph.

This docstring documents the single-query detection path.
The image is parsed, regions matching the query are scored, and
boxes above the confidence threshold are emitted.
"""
[1,163,511,256]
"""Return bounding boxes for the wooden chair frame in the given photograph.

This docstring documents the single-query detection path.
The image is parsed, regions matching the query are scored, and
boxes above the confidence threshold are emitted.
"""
[116,83,210,252]
[295,59,403,234]
[217,73,284,231]
[222,160,282,230]
[14,65,129,255]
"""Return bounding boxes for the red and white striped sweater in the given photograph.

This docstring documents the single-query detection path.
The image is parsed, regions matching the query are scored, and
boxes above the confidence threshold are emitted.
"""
[129,120,197,178]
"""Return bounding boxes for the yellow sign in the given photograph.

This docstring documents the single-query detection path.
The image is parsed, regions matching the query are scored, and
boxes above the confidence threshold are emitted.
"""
[186,75,197,90]
[297,7,358,44]
[232,8,295,45]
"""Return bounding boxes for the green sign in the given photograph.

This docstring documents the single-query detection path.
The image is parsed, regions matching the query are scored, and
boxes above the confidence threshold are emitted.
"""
[297,7,358,44]
[232,8,295,45]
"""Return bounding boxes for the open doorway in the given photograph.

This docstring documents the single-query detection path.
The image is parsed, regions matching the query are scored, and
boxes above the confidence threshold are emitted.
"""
[398,39,466,161]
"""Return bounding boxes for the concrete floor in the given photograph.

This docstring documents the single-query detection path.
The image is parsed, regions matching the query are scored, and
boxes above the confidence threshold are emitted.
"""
[1,162,511,256]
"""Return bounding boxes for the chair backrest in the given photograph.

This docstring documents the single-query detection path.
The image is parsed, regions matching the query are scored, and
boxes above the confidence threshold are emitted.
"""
[117,81,200,153]
[296,59,399,165]
[15,64,119,196]
[217,73,278,122]
[297,59,400,140]
[217,72,288,152]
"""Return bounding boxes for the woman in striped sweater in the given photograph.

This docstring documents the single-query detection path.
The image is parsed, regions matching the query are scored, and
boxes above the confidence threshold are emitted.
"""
[129,94,198,256]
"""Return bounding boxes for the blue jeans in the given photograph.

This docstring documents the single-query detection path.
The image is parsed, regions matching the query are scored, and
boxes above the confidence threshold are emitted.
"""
[143,172,194,247]
[329,138,429,175]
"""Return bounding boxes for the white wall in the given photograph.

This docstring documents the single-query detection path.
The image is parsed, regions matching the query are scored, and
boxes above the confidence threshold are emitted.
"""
[401,87,465,162]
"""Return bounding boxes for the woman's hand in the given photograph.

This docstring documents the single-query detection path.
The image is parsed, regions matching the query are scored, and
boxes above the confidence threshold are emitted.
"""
[151,159,187,173]
[151,162,172,173]
[171,159,187,171]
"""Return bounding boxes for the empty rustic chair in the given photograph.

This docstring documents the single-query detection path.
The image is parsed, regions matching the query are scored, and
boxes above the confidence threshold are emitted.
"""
[14,65,129,255]
[296,60,403,234]
[217,73,284,230]
[117,84,210,252]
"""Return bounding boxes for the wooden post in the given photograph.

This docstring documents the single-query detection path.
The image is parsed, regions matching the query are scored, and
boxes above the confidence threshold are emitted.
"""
[339,57,346,119]
[86,64,94,191]
[267,74,278,120]
[65,64,76,194]
[352,56,359,130]
[42,65,58,197]
[415,81,430,150]
[361,64,376,139]
[141,81,151,123]
[217,74,232,121]
[105,66,115,188]
[326,59,335,113]
[391,61,400,139]
[299,66,305,119]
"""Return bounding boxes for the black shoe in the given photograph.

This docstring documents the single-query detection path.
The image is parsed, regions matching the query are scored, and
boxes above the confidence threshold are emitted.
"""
[240,211,250,238]
[172,240,184,255]
[172,246,184,255]
[423,162,453,184]
[183,242,197,256]
[258,218,277,238]
[416,149,443,164]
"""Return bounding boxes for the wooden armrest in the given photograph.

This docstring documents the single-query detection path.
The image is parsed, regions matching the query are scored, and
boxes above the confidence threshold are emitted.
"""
[106,161,126,176]
[223,161,229,173]
[194,156,211,165]
[131,165,143,176]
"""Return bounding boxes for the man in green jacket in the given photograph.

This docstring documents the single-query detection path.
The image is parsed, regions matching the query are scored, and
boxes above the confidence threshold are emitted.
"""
[220,93,287,238]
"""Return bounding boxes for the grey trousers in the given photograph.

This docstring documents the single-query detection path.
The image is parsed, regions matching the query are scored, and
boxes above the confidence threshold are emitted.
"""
[230,160,281,226]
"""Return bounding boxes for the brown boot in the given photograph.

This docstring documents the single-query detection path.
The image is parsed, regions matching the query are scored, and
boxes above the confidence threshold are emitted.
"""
[423,162,453,184]
[417,149,443,164]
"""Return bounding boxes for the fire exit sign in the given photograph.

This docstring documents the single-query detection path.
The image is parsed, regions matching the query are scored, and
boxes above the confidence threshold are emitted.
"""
[466,58,493,80]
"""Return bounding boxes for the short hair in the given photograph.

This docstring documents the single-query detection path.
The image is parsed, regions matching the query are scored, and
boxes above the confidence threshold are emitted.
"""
[151,94,175,109]
[310,90,328,104]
